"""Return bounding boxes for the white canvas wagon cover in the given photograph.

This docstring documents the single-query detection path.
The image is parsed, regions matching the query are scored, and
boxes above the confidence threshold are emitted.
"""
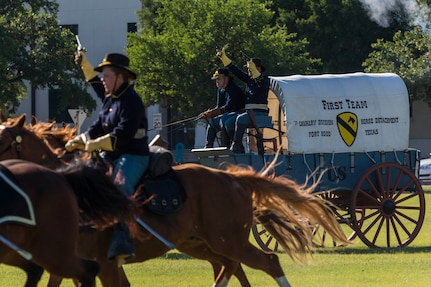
[269,72,409,154]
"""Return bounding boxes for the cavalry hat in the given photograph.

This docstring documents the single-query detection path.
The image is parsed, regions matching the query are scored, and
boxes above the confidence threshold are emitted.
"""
[246,58,266,72]
[94,53,137,79]
[211,68,231,80]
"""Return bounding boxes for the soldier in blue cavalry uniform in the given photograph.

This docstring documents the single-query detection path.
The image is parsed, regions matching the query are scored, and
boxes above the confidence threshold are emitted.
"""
[200,68,245,148]
[66,51,149,266]
[216,47,270,153]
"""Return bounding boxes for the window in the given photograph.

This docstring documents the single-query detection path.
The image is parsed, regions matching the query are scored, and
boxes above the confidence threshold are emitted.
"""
[60,24,78,35]
[127,22,137,33]
[49,89,73,123]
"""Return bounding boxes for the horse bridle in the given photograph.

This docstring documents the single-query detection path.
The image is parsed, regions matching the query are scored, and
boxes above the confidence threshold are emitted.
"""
[0,125,62,167]
[0,125,23,159]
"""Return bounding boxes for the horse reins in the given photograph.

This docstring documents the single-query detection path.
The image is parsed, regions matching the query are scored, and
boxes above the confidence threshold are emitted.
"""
[146,114,203,132]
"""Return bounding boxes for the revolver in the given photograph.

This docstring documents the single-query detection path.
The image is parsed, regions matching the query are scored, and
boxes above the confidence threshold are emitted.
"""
[75,35,86,53]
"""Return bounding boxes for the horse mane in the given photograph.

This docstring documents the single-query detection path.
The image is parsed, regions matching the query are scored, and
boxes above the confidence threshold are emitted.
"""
[20,124,59,154]
[31,121,77,142]
[27,120,77,158]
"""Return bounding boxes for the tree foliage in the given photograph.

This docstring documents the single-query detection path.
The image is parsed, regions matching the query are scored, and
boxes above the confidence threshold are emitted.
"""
[268,0,406,73]
[362,26,431,103]
[128,0,319,119]
[0,0,95,116]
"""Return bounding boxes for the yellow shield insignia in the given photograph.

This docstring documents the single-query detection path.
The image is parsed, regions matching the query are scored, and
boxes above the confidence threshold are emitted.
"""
[336,112,358,146]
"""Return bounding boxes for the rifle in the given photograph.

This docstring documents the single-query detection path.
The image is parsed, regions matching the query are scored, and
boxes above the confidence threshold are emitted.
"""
[240,50,251,61]
[212,39,223,52]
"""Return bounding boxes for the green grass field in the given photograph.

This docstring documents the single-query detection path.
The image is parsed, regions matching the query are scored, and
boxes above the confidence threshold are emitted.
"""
[1,189,431,286]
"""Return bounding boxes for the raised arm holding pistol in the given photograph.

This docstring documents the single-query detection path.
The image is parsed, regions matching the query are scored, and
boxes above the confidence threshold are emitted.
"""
[74,36,98,81]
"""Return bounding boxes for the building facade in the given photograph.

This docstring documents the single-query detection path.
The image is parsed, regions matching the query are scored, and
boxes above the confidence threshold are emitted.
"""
[17,0,161,142]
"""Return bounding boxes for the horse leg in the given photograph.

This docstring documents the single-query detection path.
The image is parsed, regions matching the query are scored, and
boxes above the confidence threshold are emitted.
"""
[0,252,44,287]
[177,240,251,287]
[224,243,291,287]
[97,261,130,287]
[46,274,63,287]
[43,257,99,287]
[22,262,44,287]
[74,258,100,287]
[118,266,131,287]
[212,263,251,287]
[47,264,126,287]
[75,228,130,287]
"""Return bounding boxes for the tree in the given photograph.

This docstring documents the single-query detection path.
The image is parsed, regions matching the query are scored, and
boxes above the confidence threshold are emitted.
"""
[362,26,431,104]
[128,0,319,120]
[0,0,95,116]
[268,0,406,73]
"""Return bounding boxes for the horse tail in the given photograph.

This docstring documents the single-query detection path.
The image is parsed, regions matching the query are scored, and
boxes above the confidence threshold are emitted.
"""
[58,163,140,238]
[227,164,350,263]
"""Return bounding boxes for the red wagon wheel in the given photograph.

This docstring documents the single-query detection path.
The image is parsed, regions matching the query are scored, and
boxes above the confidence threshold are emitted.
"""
[350,162,425,248]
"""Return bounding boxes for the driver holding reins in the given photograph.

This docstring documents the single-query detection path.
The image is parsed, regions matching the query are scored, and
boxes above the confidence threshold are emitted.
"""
[66,51,150,266]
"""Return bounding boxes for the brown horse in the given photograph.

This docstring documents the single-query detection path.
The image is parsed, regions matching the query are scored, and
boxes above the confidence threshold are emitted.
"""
[0,114,250,287]
[0,158,139,287]
[0,114,350,287]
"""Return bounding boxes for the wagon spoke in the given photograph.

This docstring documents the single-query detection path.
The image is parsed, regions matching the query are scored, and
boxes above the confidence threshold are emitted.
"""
[357,188,381,205]
[387,165,403,198]
[364,176,384,201]
[357,208,380,221]
[392,178,416,202]
[394,210,419,225]
[370,216,385,245]
[395,205,421,211]
[394,192,421,205]
[385,166,392,199]
[392,213,413,237]
[359,211,382,237]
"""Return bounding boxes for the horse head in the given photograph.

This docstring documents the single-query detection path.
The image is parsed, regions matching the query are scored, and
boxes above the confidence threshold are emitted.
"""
[0,114,63,168]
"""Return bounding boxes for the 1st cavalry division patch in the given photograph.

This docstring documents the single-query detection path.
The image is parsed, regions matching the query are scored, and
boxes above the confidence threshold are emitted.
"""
[336,112,358,147]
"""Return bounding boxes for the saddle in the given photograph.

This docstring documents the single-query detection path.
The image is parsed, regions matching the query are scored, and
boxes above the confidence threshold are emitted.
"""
[136,146,186,215]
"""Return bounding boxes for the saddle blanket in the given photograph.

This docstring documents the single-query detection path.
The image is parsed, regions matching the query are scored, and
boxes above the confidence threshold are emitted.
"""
[0,164,36,226]
[139,169,186,215]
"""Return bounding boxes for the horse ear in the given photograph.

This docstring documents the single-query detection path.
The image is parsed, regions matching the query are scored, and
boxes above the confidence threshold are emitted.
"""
[0,109,6,123]
[70,124,78,135]
[16,113,27,128]
[48,121,56,130]
[30,115,37,126]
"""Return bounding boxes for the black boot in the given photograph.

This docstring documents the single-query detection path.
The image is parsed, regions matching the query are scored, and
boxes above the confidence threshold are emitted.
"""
[230,142,245,153]
[204,126,217,148]
[230,124,246,153]
[108,223,135,266]
[220,127,231,147]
